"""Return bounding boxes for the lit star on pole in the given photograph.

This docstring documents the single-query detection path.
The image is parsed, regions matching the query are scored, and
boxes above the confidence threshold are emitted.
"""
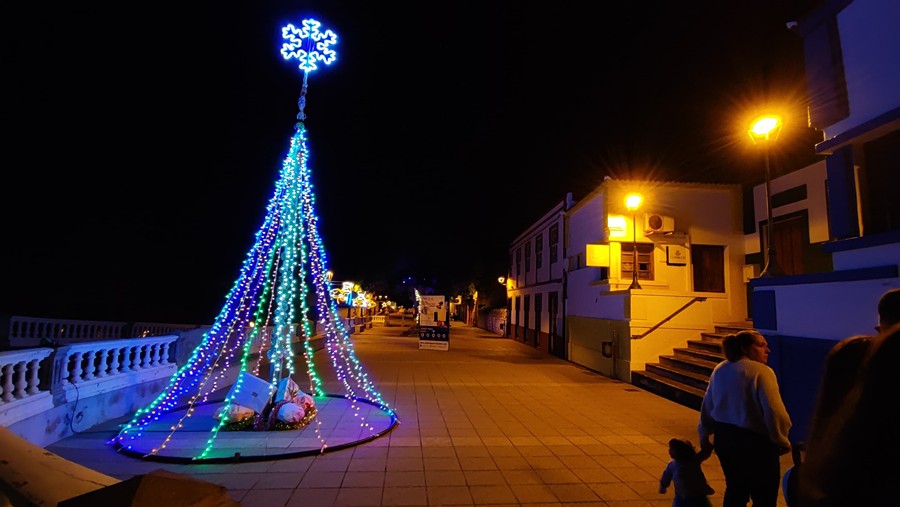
[281,19,338,73]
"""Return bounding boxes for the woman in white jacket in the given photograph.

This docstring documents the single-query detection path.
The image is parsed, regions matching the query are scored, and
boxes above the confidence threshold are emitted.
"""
[698,330,792,507]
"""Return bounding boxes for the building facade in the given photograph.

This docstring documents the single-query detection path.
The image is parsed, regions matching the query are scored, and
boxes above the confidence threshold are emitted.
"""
[506,194,574,358]
[564,179,747,381]
[747,0,900,442]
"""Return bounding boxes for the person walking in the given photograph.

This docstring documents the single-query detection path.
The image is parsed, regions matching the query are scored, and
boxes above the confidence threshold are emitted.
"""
[698,330,792,507]
[659,437,715,507]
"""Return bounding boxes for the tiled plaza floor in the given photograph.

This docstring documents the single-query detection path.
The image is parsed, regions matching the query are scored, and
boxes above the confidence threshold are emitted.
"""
[47,323,790,506]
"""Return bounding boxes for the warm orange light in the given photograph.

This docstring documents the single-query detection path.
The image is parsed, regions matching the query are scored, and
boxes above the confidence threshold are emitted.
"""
[607,215,627,238]
[625,193,643,212]
[749,115,783,143]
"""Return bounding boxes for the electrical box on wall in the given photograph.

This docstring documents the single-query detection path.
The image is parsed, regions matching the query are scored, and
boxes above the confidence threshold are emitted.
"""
[644,214,675,233]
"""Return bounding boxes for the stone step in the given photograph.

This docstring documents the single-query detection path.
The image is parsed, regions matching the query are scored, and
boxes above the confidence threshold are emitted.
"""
[645,362,710,391]
[700,332,726,342]
[632,322,753,412]
[673,346,724,364]
[687,338,723,354]
[631,370,704,411]
[715,323,754,335]
[659,354,718,376]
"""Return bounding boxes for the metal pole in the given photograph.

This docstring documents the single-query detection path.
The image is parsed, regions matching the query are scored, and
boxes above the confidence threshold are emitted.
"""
[629,212,642,289]
[760,148,780,277]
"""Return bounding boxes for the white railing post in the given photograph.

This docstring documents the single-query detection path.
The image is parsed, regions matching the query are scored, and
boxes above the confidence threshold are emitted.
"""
[126,346,137,370]
[13,361,26,399]
[1,363,13,402]
[81,350,96,381]
[140,345,150,368]
[26,358,41,395]
[95,349,108,378]
[108,348,120,375]
[70,351,84,384]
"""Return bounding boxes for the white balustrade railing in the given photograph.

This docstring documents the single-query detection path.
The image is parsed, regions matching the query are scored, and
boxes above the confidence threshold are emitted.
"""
[4,316,200,349]
[0,348,55,427]
[1,320,329,434]
[51,336,177,389]
[0,348,53,405]
[131,322,200,338]
[0,336,178,428]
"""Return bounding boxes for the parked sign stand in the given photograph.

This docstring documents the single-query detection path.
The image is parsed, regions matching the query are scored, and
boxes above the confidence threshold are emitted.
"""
[418,295,450,351]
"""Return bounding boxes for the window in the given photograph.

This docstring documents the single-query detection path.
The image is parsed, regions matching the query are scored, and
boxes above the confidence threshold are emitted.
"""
[525,242,531,273]
[535,233,543,269]
[621,243,654,281]
[516,248,522,276]
[549,224,559,264]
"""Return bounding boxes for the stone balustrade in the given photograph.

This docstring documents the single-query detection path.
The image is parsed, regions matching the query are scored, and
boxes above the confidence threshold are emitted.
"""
[3,315,200,349]
[50,335,178,392]
[0,336,179,443]
[0,347,53,404]
[0,316,339,446]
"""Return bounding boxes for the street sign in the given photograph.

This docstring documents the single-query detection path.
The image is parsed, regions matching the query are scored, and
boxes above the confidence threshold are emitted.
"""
[418,295,449,351]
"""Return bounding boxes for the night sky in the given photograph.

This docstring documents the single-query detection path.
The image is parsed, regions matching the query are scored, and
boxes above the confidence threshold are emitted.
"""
[2,1,823,324]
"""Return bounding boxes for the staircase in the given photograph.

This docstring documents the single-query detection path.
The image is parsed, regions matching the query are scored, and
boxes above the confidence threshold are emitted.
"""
[631,323,752,410]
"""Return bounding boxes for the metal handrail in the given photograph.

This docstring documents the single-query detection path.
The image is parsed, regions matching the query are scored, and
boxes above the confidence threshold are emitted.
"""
[631,296,707,339]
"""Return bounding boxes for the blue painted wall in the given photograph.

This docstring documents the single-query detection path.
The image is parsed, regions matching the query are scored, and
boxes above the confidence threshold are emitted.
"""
[766,334,836,446]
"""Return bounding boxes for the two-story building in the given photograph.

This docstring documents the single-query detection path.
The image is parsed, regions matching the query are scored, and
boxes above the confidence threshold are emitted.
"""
[505,194,574,359]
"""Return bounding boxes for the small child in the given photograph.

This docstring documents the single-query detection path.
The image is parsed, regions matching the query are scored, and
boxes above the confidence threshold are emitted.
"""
[659,438,715,507]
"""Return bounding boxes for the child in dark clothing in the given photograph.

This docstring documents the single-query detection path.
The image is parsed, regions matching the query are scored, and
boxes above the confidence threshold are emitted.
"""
[659,438,715,507]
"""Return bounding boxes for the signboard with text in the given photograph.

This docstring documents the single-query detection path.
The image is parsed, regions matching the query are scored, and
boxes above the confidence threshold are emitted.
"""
[418,295,449,351]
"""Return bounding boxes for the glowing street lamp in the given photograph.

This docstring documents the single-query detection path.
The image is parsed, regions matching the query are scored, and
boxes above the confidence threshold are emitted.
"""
[749,114,783,277]
[625,193,643,290]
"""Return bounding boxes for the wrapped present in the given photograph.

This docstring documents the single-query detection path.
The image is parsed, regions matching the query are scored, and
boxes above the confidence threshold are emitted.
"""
[293,393,315,410]
[275,377,301,402]
[226,371,274,414]
[213,403,255,422]
[276,402,306,423]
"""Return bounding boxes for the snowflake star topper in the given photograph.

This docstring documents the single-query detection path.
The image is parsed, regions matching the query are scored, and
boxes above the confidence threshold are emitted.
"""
[281,19,338,73]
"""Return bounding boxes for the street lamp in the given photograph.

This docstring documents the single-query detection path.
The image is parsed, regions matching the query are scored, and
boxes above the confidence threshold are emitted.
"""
[625,193,643,290]
[749,115,783,277]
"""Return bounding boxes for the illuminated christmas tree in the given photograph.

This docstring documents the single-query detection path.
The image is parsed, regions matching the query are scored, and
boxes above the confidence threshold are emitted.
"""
[112,18,396,462]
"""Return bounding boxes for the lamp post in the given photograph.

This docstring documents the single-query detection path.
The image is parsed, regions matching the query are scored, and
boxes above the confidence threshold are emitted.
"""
[749,115,783,277]
[625,193,643,290]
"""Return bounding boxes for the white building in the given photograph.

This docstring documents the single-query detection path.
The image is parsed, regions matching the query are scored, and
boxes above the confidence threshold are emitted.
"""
[506,194,573,358]
[563,179,746,382]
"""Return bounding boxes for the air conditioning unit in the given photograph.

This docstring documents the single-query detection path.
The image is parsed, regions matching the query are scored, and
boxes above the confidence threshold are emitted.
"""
[644,214,675,234]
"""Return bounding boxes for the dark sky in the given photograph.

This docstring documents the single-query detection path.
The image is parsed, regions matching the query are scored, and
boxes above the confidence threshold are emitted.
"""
[2,1,822,324]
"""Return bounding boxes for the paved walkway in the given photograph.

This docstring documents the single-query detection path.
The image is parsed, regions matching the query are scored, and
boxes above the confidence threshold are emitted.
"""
[47,323,790,506]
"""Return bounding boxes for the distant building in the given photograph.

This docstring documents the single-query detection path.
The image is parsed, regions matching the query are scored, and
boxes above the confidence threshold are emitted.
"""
[506,194,573,358]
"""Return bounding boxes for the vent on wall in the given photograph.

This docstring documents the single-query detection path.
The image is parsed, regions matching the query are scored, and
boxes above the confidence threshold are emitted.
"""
[644,214,675,233]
